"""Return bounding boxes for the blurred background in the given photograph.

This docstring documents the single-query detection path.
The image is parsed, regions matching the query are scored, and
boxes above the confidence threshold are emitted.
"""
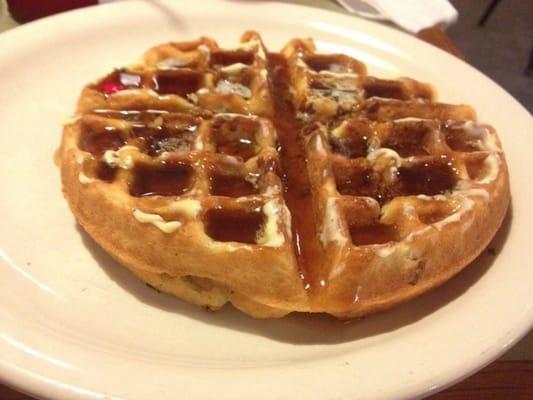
[286,0,533,111]
[0,0,531,111]
[447,0,532,111]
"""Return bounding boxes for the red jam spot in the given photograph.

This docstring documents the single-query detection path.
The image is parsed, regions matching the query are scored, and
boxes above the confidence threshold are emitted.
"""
[97,71,142,94]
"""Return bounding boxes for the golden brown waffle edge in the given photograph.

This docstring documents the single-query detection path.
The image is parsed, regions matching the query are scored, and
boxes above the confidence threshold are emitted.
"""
[59,31,510,319]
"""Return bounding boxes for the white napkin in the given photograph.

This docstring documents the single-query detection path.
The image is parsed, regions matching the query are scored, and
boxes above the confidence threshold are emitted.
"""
[337,0,459,33]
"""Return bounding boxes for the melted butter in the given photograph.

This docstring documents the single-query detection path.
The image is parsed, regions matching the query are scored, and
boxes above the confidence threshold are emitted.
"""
[320,197,347,246]
[215,80,252,98]
[235,39,265,59]
[257,200,285,247]
[78,171,95,184]
[103,145,139,169]
[187,93,199,104]
[376,245,396,258]
[327,261,346,281]
[417,194,448,201]
[214,112,256,120]
[478,153,500,184]
[462,188,490,200]
[330,120,348,138]
[167,199,201,217]
[111,88,152,97]
[76,154,86,164]
[220,62,249,74]
[316,75,359,91]
[208,241,253,252]
[433,197,474,231]
[318,70,359,79]
[393,117,431,123]
[314,135,327,154]
[132,209,182,233]
[197,44,211,54]
[483,132,499,151]
[457,181,490,201]
[329,90,359,106]
[296,58,307,68]
[462,121,501,151]
[156,58,190,69]
[367,148,402,165]
[374,238,426,269]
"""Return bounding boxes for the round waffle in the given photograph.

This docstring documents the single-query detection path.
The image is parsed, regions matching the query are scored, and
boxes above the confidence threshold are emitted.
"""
[59,31,510,318]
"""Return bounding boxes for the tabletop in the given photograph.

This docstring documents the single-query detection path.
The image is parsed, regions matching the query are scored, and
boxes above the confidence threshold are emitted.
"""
[0,0,531,399]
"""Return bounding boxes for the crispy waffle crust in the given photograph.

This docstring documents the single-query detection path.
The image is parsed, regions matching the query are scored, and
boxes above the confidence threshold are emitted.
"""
[59,32,510,318]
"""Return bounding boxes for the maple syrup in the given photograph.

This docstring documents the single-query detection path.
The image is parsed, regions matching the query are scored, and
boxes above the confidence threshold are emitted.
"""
[80,126,125,156]
[268,53,321,290]
[363,78,409,100]
[152,70,203,97]
[204,208,264,243]
[334,163,377,198]
[210,50,254,66]
[92,110,167,122]
[444,124,481,152]
[349,222,399,246]
[209,173,257,197]
[96,161,117,182]
[398,159,458,196]
[382,122,432,157]
[329,120,372,158]
[130,163,194,196]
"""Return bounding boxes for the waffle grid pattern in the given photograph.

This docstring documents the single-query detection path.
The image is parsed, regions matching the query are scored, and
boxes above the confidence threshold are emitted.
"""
[60,32,509,317]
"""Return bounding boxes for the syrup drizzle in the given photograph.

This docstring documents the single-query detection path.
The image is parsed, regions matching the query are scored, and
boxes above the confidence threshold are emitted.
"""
[204,208,264,244]
[130,163,194,197]
[268,53,321,292]
[209,173,257,197]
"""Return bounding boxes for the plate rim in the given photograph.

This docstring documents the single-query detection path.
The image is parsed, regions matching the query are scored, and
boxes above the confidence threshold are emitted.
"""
[0,1,532,399]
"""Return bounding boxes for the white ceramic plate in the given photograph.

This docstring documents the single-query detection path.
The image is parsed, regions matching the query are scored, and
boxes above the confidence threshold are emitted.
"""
[0,1,531,399]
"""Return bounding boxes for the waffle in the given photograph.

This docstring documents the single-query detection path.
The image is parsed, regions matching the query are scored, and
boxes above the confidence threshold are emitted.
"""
[59,32,510,318]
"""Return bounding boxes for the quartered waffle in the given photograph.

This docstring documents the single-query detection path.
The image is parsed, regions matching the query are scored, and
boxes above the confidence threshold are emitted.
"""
[59,32,510,318]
